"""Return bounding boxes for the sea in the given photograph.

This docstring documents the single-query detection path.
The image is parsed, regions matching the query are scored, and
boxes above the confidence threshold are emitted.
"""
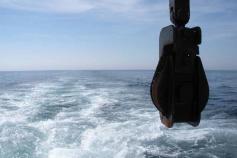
[0,70,236,158]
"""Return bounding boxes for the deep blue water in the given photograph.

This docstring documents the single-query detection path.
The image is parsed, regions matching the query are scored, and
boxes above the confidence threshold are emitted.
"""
[0,70,236,158]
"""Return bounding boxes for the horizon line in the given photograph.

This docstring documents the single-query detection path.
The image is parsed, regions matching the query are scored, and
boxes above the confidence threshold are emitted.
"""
[0,69,237,72]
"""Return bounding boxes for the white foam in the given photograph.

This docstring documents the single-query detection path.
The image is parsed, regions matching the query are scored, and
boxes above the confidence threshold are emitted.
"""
[49,148,81,158]
[2,75,234,158]
[77,119,162,158]
[79,88,118,118]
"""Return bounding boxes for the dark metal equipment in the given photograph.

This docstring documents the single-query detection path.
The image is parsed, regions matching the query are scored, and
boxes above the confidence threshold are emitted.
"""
[151,0,209,128]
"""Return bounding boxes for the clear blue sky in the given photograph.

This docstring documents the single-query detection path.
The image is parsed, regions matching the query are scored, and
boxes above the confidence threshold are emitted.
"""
[0,0,236,71]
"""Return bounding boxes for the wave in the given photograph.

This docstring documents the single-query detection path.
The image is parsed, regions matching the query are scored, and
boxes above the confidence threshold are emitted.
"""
[0,71,237,158]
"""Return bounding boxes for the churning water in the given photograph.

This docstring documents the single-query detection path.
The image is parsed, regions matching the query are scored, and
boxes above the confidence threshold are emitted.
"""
[0,70,236,158]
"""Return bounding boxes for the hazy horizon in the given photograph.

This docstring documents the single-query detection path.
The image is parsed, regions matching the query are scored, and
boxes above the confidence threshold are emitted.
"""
[0,69,236,72]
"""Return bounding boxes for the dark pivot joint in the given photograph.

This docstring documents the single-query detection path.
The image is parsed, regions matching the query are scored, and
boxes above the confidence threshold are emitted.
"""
[150,0,209,128]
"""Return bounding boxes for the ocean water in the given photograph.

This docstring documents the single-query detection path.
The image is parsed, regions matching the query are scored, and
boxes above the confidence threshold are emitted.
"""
[0,70,236,158]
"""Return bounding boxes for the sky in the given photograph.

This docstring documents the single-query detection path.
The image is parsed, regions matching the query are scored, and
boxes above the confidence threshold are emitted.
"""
[0,0,237,71]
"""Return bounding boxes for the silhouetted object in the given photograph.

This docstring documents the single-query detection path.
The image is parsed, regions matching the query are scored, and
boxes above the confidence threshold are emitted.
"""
[151,0,209,128]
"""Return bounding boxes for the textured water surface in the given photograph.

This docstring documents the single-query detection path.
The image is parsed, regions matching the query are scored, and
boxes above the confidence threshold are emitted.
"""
[0,70,236,158]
